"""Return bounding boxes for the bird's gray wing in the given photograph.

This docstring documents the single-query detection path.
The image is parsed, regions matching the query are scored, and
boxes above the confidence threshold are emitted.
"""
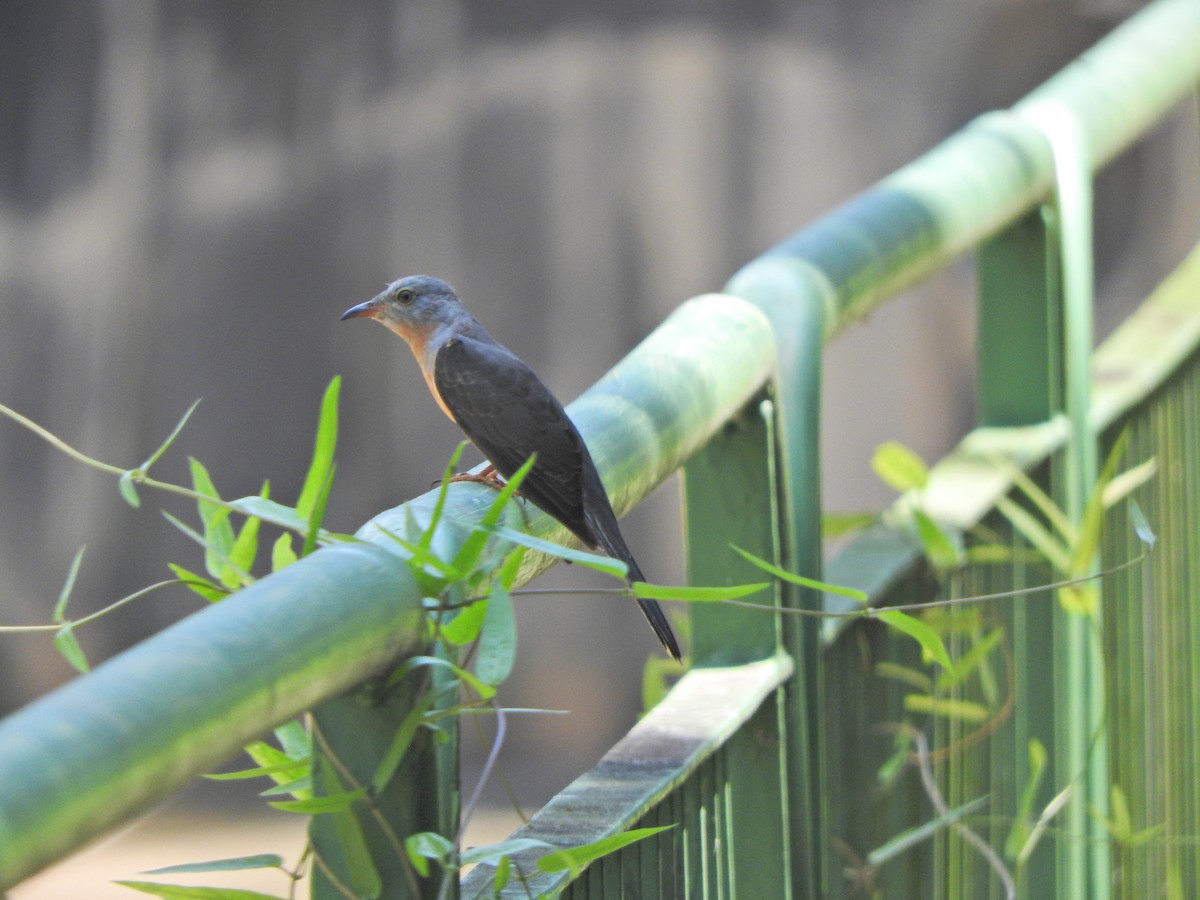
[433,335,597,547]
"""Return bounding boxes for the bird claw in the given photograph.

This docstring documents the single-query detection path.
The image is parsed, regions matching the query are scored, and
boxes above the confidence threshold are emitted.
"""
[441,464,512,493]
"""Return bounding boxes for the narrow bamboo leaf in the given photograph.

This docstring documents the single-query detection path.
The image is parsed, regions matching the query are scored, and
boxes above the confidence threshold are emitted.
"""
[167,564,227,602]
[536,825,675,873]
[1128,499,1156,549]
[54,623,90,674]
[243,739,310,794]
[52,546,86,623]
[162,513,252,592]
[270,533,298,572]
[1005,738,1048,860]
[493,855,511,890]
[439,600,488,646]
[140,399,203,472]
[874,661,933,692]
[872,441,929,492]
[371,693,434,794]
[1102,457,1157,509]
[821,511,877,539]
[118,470,142,508]
[903,693,990,722]
[385,655,496,701]
[188,458,236,586]
[999,459,1076,544]
[934,627,1003,692]
[405,831,455,877]
[451,454,536,575]
[877,610,955,674]
[876,730,913,787]
[296,376,340,523]
[114,883,287,900]
[202,760,308,781]
[1057,584,1097,616]
[460,839,557,867]
[227,497,307,534]
[274,720,310,760]
[268,787,366,814]
[996,496,1072,574]
[632,581,771,602]
[317,758,382,899]
[301,465,335,558]
[228,482,268,574]
[865,796,989,867]
[143,856,284,875]
[912,510,961,571]
[487,524,627,577]
[731,545,867,601]
[1073,428,1134,574]
[420,441,469,553]
[376,527,460,580]
[476,550,522,687]
[258,775,312,797]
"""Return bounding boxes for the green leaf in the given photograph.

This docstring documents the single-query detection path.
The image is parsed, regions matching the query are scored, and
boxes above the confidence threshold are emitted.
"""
[270,533,298,572]
[167,564,228,603]
[731,545,867,601]
[301,465,335,558]
[536,825,674,873]
[385,655,496,702]
[371,693,434,794]
[227,497,308,534]
[405,831,456,877]
[420,442,469,553]
[903,693,990,722]
[865,796,989,867]
[188,458,237,587]
[999,459,1076,545]
[140,399,203,472]
[162,513,252,592]
[872,441,929,492]
[268,787,366,814]
[632,581,771,602]
[1128,499,1156,549]
[874,661,933,692]
[476,559,520,687]
[296,376,340,523]
[54,623,90,674]
[202,761,309,781]
[229,482,268,574]
[996,496,1072,574]
[912,510,961,571]
[114,883,287,900]
[118,470,142,508]
[1006,738,1048,860]
[486,524,628,578]
[460,838,556,867]
[934,627,1003,692]
[142,856,284,875]
[451,454,536,576]
[274,720,309,759]
[1101,457,1157,509]
[821,511,877,539]
[316,757,381,899]
[53,546,86,623]
[438,599,488,646]
[876,609,954,674]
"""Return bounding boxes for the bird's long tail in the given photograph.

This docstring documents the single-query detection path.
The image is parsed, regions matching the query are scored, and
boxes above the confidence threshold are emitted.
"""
[588,519,681,662]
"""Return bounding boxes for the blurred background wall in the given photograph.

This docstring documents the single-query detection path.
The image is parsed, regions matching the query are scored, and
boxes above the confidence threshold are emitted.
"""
[1,0,1196,815]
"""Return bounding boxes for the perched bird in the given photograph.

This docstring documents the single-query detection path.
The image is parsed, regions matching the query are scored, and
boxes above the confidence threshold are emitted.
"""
[341,275,682,661]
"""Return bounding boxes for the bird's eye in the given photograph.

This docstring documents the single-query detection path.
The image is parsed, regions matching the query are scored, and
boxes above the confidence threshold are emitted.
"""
[396,289,414,304]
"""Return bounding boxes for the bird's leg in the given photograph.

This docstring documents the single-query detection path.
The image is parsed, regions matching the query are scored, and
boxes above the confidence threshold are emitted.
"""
[447,463,508,492]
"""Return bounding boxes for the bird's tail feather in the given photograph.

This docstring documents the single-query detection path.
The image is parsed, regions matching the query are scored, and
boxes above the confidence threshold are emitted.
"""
[589,518,682,662]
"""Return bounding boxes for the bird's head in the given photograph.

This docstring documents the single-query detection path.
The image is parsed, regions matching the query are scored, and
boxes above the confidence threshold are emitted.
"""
[340,275,463,346]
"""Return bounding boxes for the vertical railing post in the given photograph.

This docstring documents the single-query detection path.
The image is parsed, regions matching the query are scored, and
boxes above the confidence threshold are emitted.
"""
[725,258,830,898]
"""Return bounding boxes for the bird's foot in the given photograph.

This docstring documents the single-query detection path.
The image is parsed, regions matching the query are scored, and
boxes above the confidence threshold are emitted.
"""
[446,464,509,492]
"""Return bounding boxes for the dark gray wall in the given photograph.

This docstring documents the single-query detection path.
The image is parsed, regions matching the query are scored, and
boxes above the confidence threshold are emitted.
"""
[1,0,1194,806]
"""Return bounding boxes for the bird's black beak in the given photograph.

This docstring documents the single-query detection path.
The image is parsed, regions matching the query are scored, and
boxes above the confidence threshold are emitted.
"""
[340,297,383,321]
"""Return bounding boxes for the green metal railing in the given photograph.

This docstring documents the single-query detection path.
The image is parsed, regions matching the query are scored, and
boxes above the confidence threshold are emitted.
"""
[1,0,1199,896]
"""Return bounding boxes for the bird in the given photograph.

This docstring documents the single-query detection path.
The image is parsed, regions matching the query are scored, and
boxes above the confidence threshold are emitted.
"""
[341,275,682,662]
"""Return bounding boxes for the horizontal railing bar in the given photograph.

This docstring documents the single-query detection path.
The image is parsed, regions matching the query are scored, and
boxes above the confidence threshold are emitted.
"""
[459,655,795,897]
